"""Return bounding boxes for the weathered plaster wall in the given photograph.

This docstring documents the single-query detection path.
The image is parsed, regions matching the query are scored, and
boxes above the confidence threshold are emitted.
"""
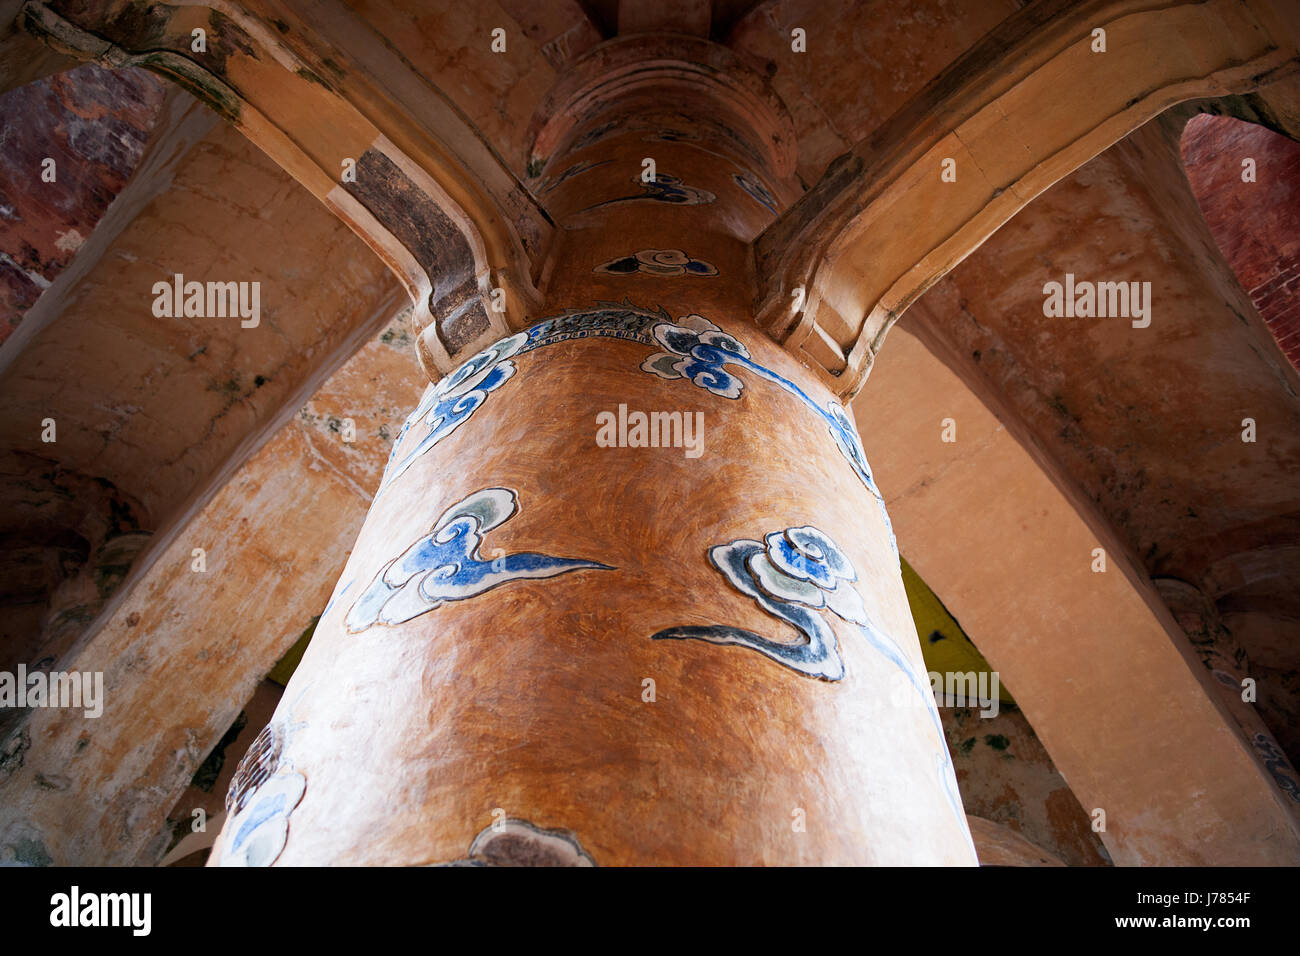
[0,101,401,674]
[908,121,1300,768]
[0,305,420,865]
[0,62,165,343]
[856,321,1300,864]
[944,703,1110,866]
[727,0,1020,186]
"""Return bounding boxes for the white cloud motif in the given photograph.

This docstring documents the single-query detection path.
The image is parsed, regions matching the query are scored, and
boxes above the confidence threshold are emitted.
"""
[346,487,612,633]
[380,332,528,492]
[218,772,306,867]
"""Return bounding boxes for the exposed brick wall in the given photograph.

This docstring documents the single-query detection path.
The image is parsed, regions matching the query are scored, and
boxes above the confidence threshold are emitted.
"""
[1181,113,1300,370]
[1254,259,1300,361]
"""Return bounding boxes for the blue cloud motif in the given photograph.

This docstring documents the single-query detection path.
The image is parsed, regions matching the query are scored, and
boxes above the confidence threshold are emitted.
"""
[346,487,612,633]
[539,158,611,194]
[380,332,528,492]
[653,526,863,681]
[641,314,751,398]
[638,313,896,557]
[642,174,715,204]
[435,818,598,867]
[733,171,779,214]
[652,525,922,688]
[375,305,897,562]
[595,249,718,278]
[824,401,897,553]
[579,173,716,213]
[652,524,966,832]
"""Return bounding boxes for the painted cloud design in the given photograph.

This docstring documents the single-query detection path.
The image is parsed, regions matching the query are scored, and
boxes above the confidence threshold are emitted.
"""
[579,173,716,212]
[346,487,611,633]
[652,525,863,681]
[435,819,597,867]
[733,171,778,213]
[653,525,919,688]
[380,332,527,491]
[652,522,967,831]
[640,313,750,399]
[595,249,718,278]
[218,771,306,867]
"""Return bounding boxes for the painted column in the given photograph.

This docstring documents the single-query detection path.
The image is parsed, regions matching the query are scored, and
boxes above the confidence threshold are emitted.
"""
[210,39,977,867]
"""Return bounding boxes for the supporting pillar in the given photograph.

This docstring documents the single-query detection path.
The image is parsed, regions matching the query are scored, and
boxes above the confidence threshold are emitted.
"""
[209,38,977,866]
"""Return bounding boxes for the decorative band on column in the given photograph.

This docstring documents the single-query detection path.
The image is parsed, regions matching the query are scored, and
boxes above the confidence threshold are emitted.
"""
[376,302,897,555]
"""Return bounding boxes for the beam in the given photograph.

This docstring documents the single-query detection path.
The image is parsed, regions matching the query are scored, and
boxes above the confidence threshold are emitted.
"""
[756,0,1300,398]
[854,322,1300,863]
[0,113,400,678]
[20,0,554,381]
[0,0,75,92]
[0,307,420,866]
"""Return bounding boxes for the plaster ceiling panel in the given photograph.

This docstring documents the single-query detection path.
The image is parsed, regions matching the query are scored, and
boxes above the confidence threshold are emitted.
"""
[346,0,559,173]
[727,0,1021,185]
[0,121,398,525]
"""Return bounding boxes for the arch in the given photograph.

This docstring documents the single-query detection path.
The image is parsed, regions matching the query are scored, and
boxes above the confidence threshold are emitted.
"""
[755,0,1300,397]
